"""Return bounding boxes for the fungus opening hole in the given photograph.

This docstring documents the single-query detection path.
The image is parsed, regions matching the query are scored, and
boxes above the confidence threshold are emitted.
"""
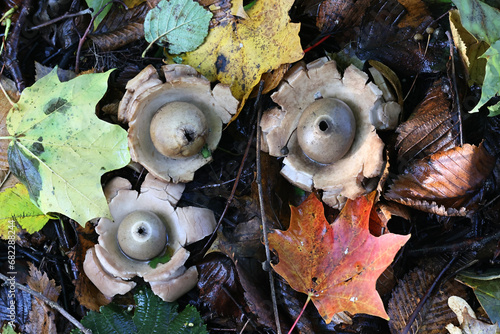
[319,120,329,131]
[183,129,195,142]
[137,226,147,236]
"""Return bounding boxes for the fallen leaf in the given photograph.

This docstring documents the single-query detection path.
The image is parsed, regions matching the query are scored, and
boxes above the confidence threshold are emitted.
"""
[0,183,52,239]
[356,0,447,74]
[6,68,130,225]
[457,270,500,326]
[89,2,149,52]
[24,263,61,334]
[388,265,469,333]
[386,143,495,216]
[472,40,500,114]
[396,78,460,166]
[86,0,113,31]
[449,9,489,86]
[451,0,500,45]
[447,296,499,334]
[178,0,303,115]
[268,193,410,323]
[143,0,213,55]
[197,253,245,319]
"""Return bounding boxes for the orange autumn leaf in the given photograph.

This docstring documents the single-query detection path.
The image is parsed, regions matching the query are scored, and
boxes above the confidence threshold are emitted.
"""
[268,193,410,323]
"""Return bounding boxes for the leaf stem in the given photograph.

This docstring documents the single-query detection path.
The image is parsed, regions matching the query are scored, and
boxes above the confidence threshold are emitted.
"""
[0,272,92,334]
[288,294,311,334]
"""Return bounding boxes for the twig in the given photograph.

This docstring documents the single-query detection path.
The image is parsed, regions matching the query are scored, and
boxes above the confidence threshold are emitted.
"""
[28,9,93,30]
[200,117,256,256]
[75,0,125,73]
[407,230,500,257]
[402,255,457,334]
[0,272,92,334]
[0,170,11,189]
[255,80,281,334]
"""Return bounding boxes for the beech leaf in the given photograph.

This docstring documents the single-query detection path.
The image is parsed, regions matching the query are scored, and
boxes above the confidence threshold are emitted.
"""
[386,143,495,216]
[268,193,410,323]
[472,41,500,114]
[5,68,130,225]
[177,0,303,117]
[0,183,52,238]
[143,0,212,55]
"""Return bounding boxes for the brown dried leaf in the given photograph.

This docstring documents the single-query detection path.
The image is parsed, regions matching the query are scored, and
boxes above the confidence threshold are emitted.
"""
[89,3,149,52]
[386,143,495,216]
[67,222,111,311]
[197,253,245,320]
[396,79,460,166]
[388,266,468,334]
[24,263,61,334]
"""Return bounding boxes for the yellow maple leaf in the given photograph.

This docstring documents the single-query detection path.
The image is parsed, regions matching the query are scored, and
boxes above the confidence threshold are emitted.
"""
[179,0,303,117]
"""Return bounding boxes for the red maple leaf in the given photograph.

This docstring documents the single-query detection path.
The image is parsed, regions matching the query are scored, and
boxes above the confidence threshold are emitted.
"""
[268,192,410,322]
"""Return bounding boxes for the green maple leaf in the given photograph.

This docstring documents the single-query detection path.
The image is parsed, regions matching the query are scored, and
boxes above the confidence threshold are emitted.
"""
[4,69,130,225]
[0,183,53,238]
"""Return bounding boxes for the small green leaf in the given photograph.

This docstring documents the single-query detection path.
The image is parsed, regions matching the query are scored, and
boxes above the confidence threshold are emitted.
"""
[457,271,500,326]
[471,41,500,113]
[149,252,172,269]
[200,145,211,158]
[143,0,212,55]
[452,0,500,45]
[488,101,500,116]
[0,183,53,238]
[86,0,113,31]
[6,68,130,225]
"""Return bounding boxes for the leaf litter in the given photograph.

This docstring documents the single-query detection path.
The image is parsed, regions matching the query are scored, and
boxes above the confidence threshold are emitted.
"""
[1,0,500,332]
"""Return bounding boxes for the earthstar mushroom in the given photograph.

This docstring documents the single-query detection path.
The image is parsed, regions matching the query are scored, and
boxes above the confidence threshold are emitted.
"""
[118,64,238,183]
[83,174,217,301]
[260,58,401,208]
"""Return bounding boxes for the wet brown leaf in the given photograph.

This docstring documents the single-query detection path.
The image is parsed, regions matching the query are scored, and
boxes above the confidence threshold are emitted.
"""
[317,0,371,45]
[357,0,447,74]
[89,3,149,52]
[388,266,468,334]
[197,253,245,320]
[386,143,495,216]
[396,79,460,166]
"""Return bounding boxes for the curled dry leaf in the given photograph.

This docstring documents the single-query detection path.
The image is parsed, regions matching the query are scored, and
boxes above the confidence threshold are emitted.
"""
[396,79,460,166]
[89,2,149,52]
[24,263,61,334]
[386,143,495,216]
[268,193,410,323]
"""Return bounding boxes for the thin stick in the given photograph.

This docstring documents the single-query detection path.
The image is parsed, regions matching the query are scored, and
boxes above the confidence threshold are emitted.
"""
[75,0,125,73]
[0,170,11,189]
[255,80,281,334]
[0,272,92,334]
[288,295,311,334]
[28,9,92,31]
[200,120,255,256]
[402,256,457,334]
